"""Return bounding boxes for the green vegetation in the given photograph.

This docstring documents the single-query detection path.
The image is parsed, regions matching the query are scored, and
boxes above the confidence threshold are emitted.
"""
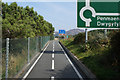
[2,2,54,38]
[73,33,85,44]
[2,36,51,78]
[2,2,54,78]
[61,30,120,80]
[2,49,28,78]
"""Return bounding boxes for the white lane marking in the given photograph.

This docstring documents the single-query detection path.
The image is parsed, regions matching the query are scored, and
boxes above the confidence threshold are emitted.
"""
[52,53,54,58]
[53,44,54,47]
[53,49,54,52]
[22,43,50,80]
[53,42,54,49]
[53,47,54,51]
[52,60,54,70]
[53,41,54,52]
[51,76,54,80]
[53,42,54,47]
[58,43,83,80]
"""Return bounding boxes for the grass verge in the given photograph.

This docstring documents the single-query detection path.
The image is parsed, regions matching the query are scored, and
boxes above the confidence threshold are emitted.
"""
[60,38,120,80]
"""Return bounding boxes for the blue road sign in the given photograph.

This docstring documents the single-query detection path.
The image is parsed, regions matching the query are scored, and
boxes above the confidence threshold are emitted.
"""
[59,30,65,34]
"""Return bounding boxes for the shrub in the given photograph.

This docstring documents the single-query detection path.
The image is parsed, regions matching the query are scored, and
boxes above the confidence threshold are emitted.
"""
[88,30,110,50]
[88,39,101,50]
[73,33,85,44]
[79,44,86,52]
[110,30,120,66]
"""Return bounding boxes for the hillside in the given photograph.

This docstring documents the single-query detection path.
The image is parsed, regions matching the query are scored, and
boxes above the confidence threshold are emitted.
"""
[54,29,84,36]
[66,29,84,35]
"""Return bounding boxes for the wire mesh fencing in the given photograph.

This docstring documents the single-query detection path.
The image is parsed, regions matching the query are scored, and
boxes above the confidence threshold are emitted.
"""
[0,43,1,79]
[2,36,54,78]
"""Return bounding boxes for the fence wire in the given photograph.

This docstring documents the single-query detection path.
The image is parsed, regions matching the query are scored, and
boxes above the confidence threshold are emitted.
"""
[0,38,2,80]
[2,36,54,78]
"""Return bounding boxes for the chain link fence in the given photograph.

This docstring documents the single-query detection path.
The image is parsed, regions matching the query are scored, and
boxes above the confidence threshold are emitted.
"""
[0,39,1,80]
[2,36,54,78]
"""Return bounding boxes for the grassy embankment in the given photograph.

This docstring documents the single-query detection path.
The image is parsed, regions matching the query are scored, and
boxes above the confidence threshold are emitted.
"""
[2,38,38,78]
[2,49,37,78]
[60,30,120,80]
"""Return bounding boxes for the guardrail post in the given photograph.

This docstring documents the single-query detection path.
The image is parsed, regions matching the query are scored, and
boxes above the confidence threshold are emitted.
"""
[6,38,9,79]
[28,37,30,63]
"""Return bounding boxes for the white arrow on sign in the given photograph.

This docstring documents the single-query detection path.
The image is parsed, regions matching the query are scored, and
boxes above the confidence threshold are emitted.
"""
[80,0,120,27]
[96,13,120,16]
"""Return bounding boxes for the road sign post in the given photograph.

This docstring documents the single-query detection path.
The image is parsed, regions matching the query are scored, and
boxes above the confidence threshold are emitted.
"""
[85,29,88,43]
[77,0,120,43]
[59,30,66,39]
[77,0,120,29]
[59,30,65,35]
[104,29,107,38]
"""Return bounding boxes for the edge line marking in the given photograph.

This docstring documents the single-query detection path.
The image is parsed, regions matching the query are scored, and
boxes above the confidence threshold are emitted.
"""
[58,42,83,80]
[51,76,54,80]
[22,42,50,80]
[52,60,54,70]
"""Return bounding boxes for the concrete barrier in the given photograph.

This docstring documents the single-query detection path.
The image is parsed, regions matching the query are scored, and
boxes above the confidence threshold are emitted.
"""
[59,41,97,80]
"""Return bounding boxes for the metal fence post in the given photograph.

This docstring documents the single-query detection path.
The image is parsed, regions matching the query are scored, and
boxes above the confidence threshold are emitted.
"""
[0,38,2,80]
[36,37,38,53]
[43,36,44,48]
[41,36,42,50]
[28,37,30,63]
[6,38,9,79]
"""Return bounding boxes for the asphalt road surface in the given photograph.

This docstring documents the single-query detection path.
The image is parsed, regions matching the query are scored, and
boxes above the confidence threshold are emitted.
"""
[22,40,83,80]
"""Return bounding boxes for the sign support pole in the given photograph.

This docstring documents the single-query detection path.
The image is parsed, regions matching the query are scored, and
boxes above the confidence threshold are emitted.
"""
[77,1,120,29]
[104,29,107,38]
[85,28,88,43]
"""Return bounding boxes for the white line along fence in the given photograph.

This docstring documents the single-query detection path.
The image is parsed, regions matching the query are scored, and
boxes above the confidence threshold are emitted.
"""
[2,36,54,79]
